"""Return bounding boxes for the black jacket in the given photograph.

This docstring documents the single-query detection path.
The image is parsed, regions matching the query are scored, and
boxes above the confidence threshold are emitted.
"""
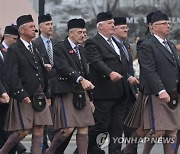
[0,81,5,95]
[34,37,57,98]
[85,33,129,99]
[5,39,47,101]
[138,35,180,94]
[53,38,89,94]
[34,37,57,78]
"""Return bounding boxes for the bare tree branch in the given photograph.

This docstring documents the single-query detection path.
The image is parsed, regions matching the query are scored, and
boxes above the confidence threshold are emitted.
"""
[163,0,177,16]
[103,0,108,11]
[110,0,119,11]
[87,0,99,16]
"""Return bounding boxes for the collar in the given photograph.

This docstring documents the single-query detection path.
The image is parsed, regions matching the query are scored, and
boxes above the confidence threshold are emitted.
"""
[112,36,124,44]
[20,38,32,50]
[153,34,167,45]
[98,32,112,42]
[67,37,77,49]
[2,41,8,49]
[99,33,120,55]
[41,34,51,43]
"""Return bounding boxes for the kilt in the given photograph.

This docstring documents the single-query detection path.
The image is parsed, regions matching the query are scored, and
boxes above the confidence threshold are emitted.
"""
[50,92,95,129]
[125,92,180,131]
[4,98,53,131]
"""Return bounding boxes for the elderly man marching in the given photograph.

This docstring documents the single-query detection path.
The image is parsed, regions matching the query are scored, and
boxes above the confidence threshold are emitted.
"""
[122,11,180,154]
[0,14,52,154]
[45,18,95,154]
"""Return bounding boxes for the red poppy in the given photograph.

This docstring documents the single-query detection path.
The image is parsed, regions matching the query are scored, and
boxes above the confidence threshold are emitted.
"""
[2,48,7,52]
[69,50,74,54]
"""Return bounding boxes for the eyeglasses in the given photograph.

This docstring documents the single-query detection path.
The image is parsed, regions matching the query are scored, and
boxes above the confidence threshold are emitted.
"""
[155,22,171,26]
[119,26,129,30]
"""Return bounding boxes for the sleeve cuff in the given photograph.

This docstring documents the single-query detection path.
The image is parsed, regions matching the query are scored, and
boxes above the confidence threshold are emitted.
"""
[76,76,83,83]
[13,89,28,101]
[158,90,166,95]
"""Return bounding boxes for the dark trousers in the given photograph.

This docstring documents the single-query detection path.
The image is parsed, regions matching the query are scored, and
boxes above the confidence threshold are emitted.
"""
[88,98,127,154]
[124,88,138,154]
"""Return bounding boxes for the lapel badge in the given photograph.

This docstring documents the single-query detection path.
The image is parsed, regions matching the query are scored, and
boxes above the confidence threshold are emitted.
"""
[2,48,7,52]
[69,49,74,54]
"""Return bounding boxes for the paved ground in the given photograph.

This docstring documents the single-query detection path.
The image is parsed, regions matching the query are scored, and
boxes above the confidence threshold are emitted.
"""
[21,134,169,154]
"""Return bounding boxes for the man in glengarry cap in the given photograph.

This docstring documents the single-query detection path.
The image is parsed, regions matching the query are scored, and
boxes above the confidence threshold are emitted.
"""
[0,14,52,154]
[85,11,129,154]
[123,11,180,154]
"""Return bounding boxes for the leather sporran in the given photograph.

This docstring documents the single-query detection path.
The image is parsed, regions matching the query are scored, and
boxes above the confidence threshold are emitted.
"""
[73,91,86,110]
[32,92,46,111]
[167,90,179,110]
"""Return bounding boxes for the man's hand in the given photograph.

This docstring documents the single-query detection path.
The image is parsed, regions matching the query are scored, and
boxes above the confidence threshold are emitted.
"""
[22,97,31,104]
[80,78,95,90]
[128,76,139,85]
[0,93,10,103]
[109,71,123,82]
[44,64,52,72]
[159,91,170,103]
[47,99,51,106]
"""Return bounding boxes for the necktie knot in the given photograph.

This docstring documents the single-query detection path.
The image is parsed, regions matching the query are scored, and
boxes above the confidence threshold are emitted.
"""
[74,45,79,51]
[107,38,112,43]
[107,38,111,41]
[163,40,168,46]
[47,40,51,44]
[28,44,31,48]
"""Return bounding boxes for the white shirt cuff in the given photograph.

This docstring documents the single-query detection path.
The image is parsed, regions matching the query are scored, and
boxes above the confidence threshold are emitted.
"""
[159,90,166,95]
[76,76,82,83]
